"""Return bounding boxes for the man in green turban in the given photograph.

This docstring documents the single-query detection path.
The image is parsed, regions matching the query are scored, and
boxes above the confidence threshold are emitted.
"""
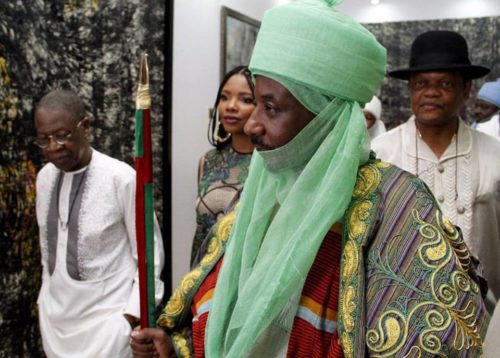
[131,1,489,357]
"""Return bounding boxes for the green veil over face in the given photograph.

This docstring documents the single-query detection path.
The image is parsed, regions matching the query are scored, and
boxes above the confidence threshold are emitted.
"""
[206,1,386,356]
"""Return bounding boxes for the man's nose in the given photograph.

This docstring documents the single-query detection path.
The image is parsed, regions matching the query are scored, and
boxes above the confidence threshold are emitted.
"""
[243,111,263,136]
[472,104,483,115]
[422,84,441,97]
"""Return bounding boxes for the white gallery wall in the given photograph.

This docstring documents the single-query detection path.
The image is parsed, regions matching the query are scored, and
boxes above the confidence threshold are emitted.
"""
[171,0,289,289]
[337,0,500,22]
[170,0,500,290]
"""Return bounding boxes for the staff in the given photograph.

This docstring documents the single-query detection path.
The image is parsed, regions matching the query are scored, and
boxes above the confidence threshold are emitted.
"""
[135,53,155,328]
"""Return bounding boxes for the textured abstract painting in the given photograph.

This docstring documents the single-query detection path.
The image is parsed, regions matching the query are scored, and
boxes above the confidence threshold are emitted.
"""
[0,1,165,355]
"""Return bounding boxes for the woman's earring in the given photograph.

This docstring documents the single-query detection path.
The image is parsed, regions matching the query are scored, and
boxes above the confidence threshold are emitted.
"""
[216,120,231,143]
[217,132,231,143]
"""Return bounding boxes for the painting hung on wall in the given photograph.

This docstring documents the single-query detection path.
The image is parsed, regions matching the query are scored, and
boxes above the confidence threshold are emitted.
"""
[220,6,260,79]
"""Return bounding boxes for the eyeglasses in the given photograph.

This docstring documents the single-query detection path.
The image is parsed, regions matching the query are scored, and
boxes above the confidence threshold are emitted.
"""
[33,119,85,149]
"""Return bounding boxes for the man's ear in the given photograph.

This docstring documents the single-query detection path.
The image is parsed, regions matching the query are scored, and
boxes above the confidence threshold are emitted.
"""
[81,116,91,137]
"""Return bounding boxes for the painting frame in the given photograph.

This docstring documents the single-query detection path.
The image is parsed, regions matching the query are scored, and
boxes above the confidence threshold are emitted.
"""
[220,6,261,79]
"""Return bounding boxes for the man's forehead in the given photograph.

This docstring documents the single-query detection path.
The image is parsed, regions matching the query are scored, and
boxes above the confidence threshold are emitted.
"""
[36,106,71,117]
[410,70,462,80]
[35,108,76,129]
[255,76,290,98]
[476,99,498,108]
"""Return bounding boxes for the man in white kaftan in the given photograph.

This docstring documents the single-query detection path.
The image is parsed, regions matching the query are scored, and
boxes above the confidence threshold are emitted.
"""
[472,79,500,137]
[476,113,500,138]
[372,30,500,312]
[34,90,164,357]
[485,301,500,357]
[363,95,386,139]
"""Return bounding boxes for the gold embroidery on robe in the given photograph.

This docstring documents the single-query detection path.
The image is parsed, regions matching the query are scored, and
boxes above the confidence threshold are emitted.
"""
[365,210,482,357]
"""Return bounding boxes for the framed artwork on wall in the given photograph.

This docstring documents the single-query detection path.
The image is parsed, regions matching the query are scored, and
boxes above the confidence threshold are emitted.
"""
[220,6,260,79]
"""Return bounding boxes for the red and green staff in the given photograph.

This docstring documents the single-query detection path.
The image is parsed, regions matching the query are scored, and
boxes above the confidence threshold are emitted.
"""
[135,54,156,328]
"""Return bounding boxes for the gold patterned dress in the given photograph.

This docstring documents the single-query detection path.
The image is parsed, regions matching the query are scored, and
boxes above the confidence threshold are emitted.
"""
[191,145,251,265]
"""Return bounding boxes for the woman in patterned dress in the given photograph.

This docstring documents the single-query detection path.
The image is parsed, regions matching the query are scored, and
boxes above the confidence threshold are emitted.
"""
[190,66,255,265]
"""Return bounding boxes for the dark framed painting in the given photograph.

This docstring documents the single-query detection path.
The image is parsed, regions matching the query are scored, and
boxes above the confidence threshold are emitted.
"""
[220,6,261,79]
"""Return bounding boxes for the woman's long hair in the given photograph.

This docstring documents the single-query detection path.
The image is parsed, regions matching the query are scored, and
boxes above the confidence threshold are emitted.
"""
[208,66,254,150]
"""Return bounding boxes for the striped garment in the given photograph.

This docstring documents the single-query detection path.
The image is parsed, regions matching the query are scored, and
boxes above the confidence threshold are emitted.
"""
[159,159,489,357]
[191,225,345,357]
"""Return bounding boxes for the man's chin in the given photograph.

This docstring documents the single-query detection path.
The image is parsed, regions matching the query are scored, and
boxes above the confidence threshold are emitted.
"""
[51,158,76,172]
[415,115,454,127]
[255,145,275,152]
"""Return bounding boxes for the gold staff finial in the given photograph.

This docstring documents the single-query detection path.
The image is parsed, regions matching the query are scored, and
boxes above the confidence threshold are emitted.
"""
[136,53,151,109]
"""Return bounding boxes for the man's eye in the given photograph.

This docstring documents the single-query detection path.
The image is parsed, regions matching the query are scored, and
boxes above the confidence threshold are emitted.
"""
[265,103,275,113]
[35,138,48,145]
[440,81,453,89]
[54,134,69,142]
[413,81,426,89]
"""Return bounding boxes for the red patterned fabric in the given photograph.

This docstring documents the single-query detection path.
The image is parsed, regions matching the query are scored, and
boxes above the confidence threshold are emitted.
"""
[191,227,344,357]
[287,228,343,357]
[191,259,223,358]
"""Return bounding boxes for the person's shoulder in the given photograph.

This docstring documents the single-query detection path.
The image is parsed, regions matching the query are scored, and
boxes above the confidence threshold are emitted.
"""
[202,147,225,160]
[91,150,135,177]
[470,130,500,178]
[358,159,430,203]
[476,113,499,129]
[36,162,59,193]
[199,147,229,170]
[37,161,57,176]
[371,123,406,163]
[359,158,417,189]
[470,126,500,149]
[37,161,59,181]
[371,122,405,149]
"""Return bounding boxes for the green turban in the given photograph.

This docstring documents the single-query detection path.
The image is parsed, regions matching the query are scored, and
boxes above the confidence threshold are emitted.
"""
[206,1,387,357]
[250,0,386,104]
